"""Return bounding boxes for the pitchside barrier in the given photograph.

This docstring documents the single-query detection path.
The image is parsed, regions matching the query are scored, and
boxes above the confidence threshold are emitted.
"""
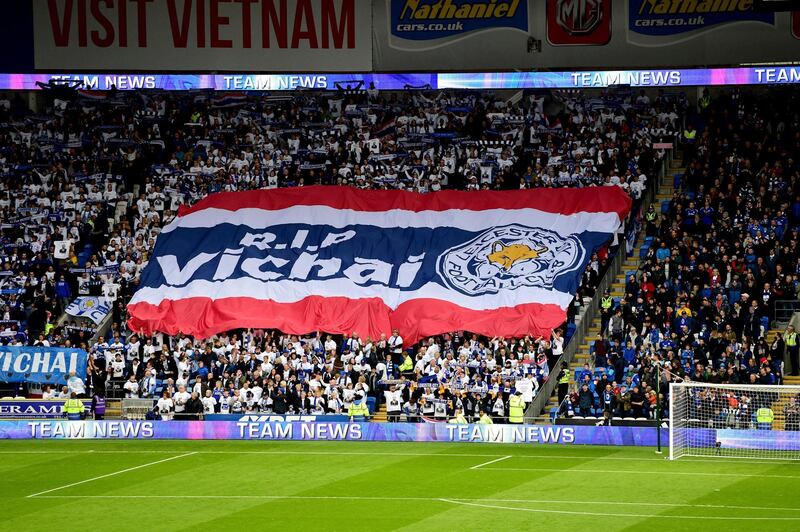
[5,420,799,452]
[2,420,663,445]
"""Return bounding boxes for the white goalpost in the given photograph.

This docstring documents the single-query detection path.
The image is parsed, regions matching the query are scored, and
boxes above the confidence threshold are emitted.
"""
[669,382,800,461]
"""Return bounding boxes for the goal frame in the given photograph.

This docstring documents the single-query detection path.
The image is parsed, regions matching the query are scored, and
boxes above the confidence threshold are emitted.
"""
[669,381,800,461]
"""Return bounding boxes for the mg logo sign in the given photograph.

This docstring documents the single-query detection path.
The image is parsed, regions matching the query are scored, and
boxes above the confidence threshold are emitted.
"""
[547,0,611,45]
[555,0,603,35]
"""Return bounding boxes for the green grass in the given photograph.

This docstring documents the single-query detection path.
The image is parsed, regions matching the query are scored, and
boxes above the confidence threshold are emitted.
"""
[1,440,799,531]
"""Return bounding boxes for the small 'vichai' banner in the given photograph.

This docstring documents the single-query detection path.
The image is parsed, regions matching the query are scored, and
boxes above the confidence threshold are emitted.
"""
[0,346,88,383]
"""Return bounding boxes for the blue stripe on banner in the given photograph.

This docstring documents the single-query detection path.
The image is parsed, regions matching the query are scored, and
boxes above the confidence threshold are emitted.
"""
[141,224,612,297]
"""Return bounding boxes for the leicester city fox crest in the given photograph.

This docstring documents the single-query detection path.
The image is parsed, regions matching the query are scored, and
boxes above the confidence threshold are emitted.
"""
[437,224,585,296]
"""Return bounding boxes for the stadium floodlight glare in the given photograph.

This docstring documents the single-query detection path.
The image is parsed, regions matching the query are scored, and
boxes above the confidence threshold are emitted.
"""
[669,382,800,461]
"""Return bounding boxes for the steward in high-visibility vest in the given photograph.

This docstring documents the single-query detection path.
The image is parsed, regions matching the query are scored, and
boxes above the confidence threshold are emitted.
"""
[63,393,85,420]
[399,354,413,373]
[787,326,799,377]
[348,398,370,420]
[600,295,613,310]
[683,127,696,143]
[508,392,525,424]
[698,89,710,111]
[756,407,774,427]
[787,331,798,347]
[645,208,657,223]
[558,369,571,385]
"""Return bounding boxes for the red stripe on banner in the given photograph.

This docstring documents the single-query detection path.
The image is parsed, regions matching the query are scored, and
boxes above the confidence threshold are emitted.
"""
[178,186,631,220]
[127,297,565,344]
[391,300,565,344]
[128,297,393,342]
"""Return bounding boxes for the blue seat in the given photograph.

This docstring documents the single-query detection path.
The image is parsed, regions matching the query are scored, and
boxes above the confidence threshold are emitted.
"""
[673,173,683,189]
[661,201,670,214]
[550,408,559,422]
[761,316,770,332]
[639,245,650,259]
[366,396,377,414]
[644,236,654,244]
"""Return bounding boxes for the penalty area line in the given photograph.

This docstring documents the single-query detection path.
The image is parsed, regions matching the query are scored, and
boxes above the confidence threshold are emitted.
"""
[27,452,197,498]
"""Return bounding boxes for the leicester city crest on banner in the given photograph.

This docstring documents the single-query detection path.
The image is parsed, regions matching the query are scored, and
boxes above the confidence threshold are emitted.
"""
[437,224,585,296]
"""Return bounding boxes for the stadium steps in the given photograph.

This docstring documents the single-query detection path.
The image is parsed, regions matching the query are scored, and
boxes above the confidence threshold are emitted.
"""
[105,400,122,419]
[532,162,681,424]
[372,403,387,422]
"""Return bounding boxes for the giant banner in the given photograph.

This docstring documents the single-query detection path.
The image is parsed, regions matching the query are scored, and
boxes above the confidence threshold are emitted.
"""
[31,0,372,71]
[373,0,800,71]
[0,420,669,445]
[0,346,88,384]
[127,187,630,342]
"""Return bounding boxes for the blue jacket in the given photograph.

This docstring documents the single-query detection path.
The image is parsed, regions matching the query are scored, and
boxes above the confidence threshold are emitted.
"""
[55,280,71,298]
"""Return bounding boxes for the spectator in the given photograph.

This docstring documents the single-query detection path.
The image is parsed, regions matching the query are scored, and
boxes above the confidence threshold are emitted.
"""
[184,392,204,421]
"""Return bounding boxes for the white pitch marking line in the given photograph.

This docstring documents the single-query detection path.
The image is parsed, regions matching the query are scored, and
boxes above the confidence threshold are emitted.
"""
[27,452,197,498]
[474,467,800,479]
[26,495,800,515]
[470,455,512,470]
[3,450,800,466]
[437,498,800,521]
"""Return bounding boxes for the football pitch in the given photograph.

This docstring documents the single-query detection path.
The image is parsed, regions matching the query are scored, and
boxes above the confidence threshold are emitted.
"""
[1,440,799,531]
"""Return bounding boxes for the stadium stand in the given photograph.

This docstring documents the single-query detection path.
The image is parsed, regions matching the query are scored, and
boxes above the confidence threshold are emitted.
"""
[555,87,800,423]
[1,84,687,421]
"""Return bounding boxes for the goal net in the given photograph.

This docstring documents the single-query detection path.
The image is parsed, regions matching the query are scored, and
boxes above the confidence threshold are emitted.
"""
[669,382,800,460]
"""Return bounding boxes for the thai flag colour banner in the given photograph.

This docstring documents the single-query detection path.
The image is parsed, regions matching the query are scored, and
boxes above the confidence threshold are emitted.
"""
[127,187,631,342]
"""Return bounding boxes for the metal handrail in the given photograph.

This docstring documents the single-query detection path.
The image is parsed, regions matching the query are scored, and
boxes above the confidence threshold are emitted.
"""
[774,300,800,324]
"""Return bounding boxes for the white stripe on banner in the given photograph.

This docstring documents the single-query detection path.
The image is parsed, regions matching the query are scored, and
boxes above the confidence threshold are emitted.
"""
[128,279,575,310]
[162,206,623,237]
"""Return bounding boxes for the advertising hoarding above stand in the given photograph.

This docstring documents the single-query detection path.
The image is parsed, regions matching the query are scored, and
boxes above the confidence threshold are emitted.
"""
[4,65,800,92]
[31,0,372,71]
[374,0,800,71]
[0,2,796,73]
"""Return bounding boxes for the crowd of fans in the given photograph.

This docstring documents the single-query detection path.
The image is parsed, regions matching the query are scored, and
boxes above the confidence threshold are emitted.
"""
[562,87,800,424]
[0,83,681,421]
